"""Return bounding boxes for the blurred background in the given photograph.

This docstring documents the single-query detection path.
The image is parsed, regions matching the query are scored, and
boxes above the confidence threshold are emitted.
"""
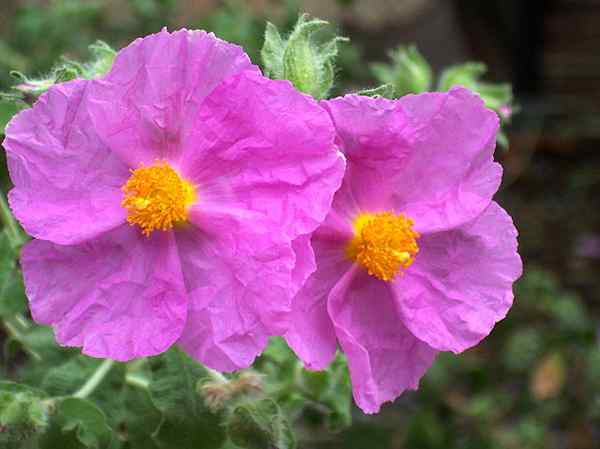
[1,1,599,448]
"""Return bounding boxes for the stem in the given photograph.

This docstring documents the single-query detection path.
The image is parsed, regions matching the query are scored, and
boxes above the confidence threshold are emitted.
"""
[0,192,25,249]
[2,317,41,361]
[13,313,30,330]
[125,372,150,390]
[73,359,114,399]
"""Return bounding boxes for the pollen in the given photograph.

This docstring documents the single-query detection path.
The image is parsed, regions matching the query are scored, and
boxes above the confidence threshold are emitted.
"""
[121,161,197,236]
[346,212,420,281]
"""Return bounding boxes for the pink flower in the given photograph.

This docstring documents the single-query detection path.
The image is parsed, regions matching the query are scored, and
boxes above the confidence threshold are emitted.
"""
[3,29,345,368]
[286,88,522,413]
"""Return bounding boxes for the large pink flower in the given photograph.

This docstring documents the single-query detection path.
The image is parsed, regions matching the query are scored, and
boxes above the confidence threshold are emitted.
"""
[286,88,522,413]
[3,29,345,369]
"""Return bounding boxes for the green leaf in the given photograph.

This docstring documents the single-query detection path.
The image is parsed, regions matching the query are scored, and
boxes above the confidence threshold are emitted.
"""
[38,397,113,449]
[261,22,286,79]
[121,388,161,449]
[42,356,102,397]
[227,399,296,449]
[19,326,68,361]
[0,101,25,134]
[298,353,352,431]
[149,348,226,449]
[321,354,352,431]
[0,231,26,318]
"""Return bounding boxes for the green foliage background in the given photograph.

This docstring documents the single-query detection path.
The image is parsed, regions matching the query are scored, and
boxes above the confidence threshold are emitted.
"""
[1,1,599,448]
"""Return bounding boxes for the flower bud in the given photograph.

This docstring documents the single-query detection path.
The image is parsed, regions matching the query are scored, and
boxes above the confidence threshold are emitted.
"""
[437,62,513,112]
[262,14,348,99]
[0,391,48,443]
[371,45,432,96]
[8,40,115,100]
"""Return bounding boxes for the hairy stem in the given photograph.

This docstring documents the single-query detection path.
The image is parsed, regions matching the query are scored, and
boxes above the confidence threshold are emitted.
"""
[2,316,41,361]
[73,359,115,399]
[0,192,25,249]
[125,372,150,390]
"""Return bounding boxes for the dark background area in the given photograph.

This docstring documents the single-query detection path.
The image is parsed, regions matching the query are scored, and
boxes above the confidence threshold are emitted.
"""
[1,1,599,448]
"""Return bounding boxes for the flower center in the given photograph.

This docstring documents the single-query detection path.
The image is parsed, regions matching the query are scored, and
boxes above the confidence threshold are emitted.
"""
[121,161,197,236]
[346,212,420,281]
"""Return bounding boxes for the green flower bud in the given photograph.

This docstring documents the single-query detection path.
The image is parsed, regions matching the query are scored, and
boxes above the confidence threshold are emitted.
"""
[437,62,513,112]
[0,391,49,443]
[262,14,348,99]
[371,45,432,96]
[8,40,116,100]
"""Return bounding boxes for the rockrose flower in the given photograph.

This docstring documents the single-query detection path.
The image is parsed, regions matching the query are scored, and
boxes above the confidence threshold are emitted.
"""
[286,88,522,413]
[3,29,345,369]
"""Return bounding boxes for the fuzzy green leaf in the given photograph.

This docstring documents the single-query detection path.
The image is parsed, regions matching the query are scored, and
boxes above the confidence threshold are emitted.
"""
[0,231,26,318]
[149,348,226,449]
[261,22,286,79]
[227,399,295,449]
[38,398,113,449]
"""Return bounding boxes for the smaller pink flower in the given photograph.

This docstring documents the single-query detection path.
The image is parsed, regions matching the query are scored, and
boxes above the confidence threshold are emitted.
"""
[286,88,523,413]
[3,29,345,369]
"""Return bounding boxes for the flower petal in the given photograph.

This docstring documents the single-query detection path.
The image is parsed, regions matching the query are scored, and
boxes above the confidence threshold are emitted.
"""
[21,226,188,360]
[328,266,438,414]
[3,80,128,245]
[89,29,258,167]
[395,87,501,232]
[175,209,297,371]
[179,71,346,241]
[290,234,316,297]
[322,87,500,232]
[392,202,523,353]
[286,236,352,370]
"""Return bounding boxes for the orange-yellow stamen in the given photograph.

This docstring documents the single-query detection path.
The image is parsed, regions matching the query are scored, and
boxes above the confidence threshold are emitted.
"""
[346,212,420,281]
[121,162,196,236]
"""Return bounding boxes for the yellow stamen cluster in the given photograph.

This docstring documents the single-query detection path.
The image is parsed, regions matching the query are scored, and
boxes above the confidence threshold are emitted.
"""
[346,212,420,281]
[121,162,196,236]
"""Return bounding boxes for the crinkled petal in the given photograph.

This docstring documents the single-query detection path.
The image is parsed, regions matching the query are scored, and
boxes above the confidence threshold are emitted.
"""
[320,96,414,214]
[21,226,188,360]
[286,236,352,370]
[322,87,500,233]
[89,28,259,167]
[328,266,438,414]
[392,202,523,353]
[290,234,316,298]
[178,71,346,241]
[3,80,128,245]
[175,208,297,371]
